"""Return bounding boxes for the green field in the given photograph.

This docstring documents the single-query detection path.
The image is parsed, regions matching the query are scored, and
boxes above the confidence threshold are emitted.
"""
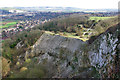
[0,22,17,28]
[89,16,115,21]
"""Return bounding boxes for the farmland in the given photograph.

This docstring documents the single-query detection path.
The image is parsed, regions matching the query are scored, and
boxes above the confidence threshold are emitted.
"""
[0,21,17,28]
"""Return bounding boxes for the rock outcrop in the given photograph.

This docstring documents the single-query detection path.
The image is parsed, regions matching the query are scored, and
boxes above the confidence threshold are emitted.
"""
[88,28,119,78]
[24,24,120,78]
[25,33,86,58]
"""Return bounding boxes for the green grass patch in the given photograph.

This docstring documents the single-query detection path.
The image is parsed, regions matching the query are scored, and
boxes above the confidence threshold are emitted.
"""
[45,31,89,42]
[89,16,115,21]
[45,31,55,35]
[2,19,19,22]
[0,22,17,28]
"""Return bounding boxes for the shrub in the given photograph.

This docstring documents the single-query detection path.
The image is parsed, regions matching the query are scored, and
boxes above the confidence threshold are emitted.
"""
[20,67,28,72]
[2,57,10,77]
[25,59,31,63]
[12,64,46,78]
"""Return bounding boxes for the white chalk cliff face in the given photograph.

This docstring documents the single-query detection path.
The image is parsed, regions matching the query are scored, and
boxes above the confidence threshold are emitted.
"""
[25,26,119,78]
[88,31,119,78]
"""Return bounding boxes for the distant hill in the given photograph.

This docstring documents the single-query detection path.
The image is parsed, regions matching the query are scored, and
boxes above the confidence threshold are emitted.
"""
[1,7,118,12]
[0,9,11,14]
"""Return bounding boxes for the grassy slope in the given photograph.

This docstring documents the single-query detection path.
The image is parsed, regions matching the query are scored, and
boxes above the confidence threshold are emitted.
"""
[89,16,116,21]
[45,31,89,42]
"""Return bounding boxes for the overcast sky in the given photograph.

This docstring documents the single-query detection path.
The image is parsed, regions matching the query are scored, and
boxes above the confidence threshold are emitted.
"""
[0,0,119,9]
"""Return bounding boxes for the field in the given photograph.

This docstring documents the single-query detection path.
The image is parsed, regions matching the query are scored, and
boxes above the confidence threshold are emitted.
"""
[89,16,115,21]
[0,21,17,28]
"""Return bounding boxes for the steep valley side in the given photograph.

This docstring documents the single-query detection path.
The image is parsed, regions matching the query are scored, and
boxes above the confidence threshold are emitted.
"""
[16,23,120,78]
[8,23,120,78]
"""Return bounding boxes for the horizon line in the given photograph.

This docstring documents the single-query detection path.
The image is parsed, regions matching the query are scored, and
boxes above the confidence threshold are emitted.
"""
[0,6,118,10]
